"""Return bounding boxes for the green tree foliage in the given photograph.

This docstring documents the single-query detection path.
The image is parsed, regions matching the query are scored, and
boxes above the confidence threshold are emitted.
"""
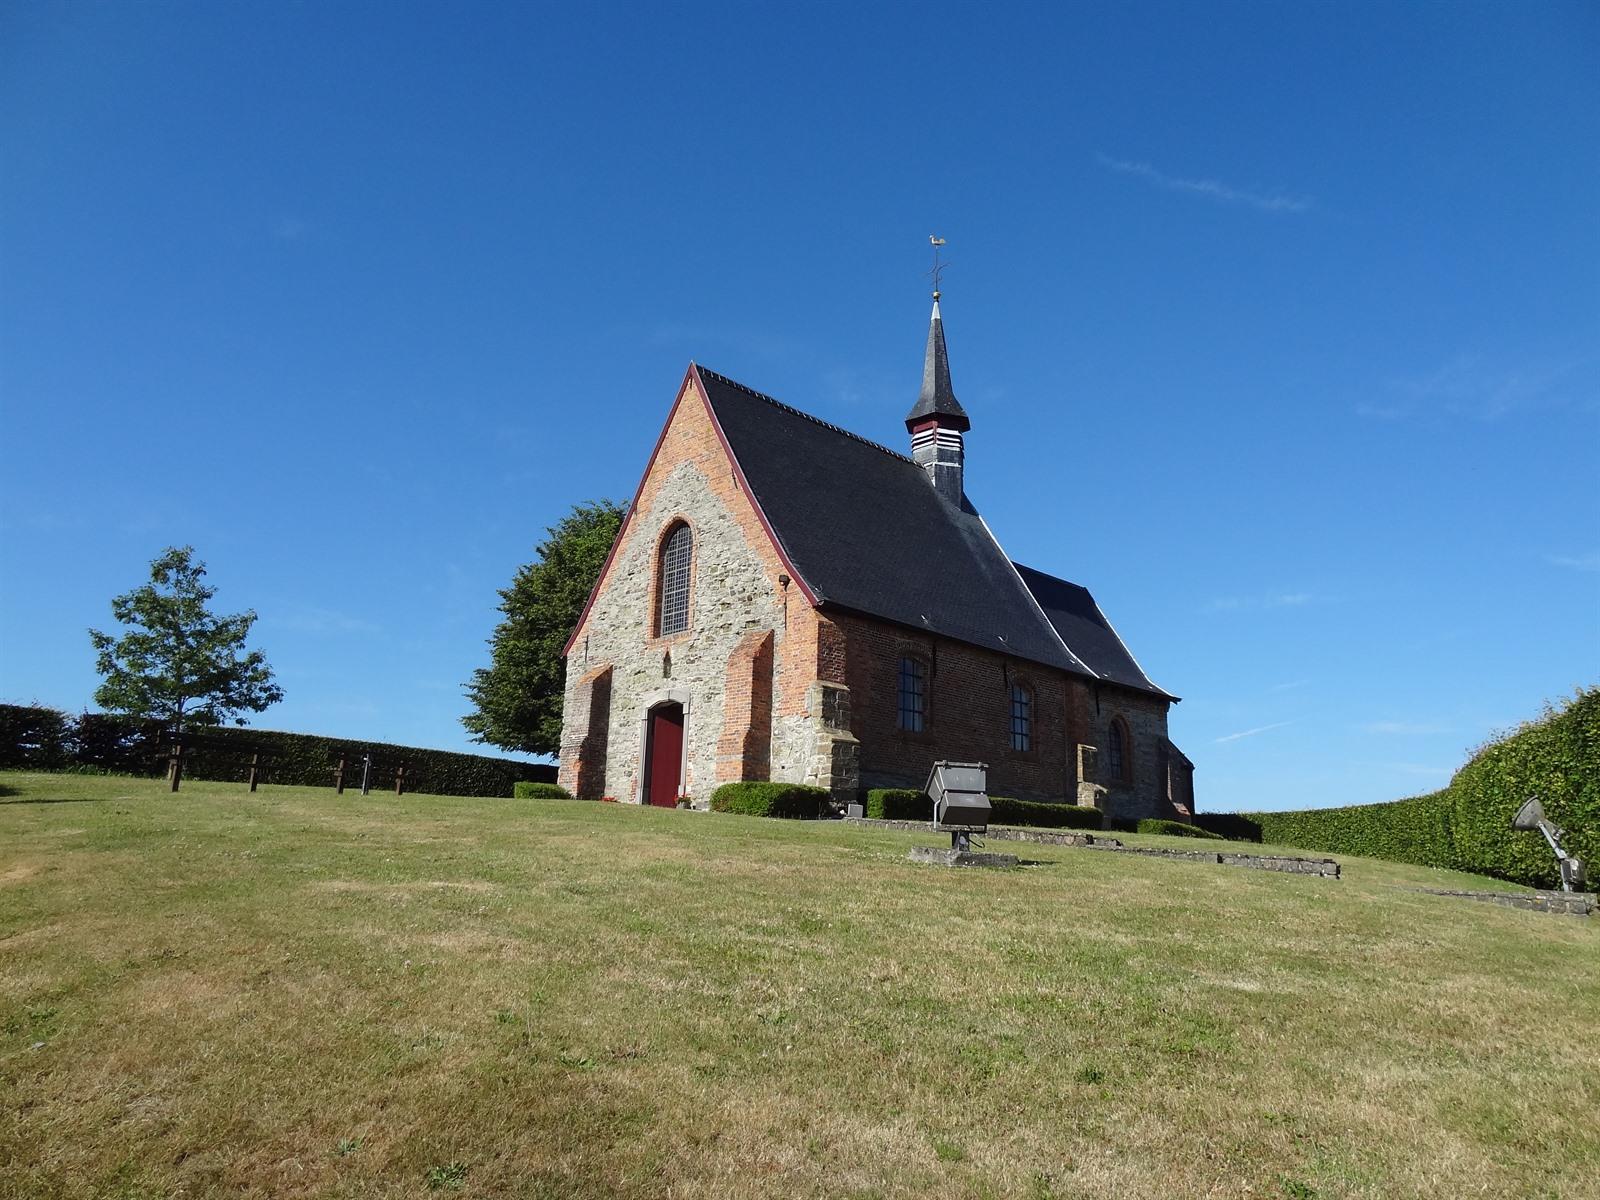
[89,547,283,732]
[462,500,625,756]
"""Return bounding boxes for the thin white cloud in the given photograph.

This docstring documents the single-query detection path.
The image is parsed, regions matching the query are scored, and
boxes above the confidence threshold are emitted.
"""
[1358,355,1587,422]
[1206,592,1316,613]
[1214,720,1295,744]
[1361,721,1453,735]
[1096,153,1312,213]
[1547,552,1600,573]
[264,604,381,636]
[1269,679,1311,693]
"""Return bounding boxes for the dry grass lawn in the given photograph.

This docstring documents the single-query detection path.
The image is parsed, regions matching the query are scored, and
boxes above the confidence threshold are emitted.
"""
[1,771,1596,1199]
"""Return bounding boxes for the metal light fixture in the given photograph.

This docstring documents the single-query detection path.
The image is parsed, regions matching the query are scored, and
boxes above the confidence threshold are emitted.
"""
[1512,795,1587,893]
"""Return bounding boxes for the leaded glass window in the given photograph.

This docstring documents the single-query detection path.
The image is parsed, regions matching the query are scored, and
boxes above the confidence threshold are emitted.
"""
[657,523,692,636]
[1010,684,1032,752]
[897,657,926,732]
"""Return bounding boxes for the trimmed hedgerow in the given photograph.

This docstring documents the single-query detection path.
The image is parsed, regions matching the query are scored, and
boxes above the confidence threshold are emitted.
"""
[1193,812,1263,842]
[1242,790,1457,874]
[0,706,555,799]
[1208,687,1599,888]
[864,788,1102,830]
[514,781,574,800]
[1446,689,1598,887]
[0,704,72,769]
[710,781,830,819]
[1133,818,1221,839]
[865,788,928,821]
[992,797,1103,830]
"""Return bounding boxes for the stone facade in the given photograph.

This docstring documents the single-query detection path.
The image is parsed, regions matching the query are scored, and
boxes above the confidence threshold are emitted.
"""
[558,372,859,806]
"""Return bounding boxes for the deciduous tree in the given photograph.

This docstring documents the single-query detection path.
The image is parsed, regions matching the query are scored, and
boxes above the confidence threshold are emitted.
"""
[89,546,284,731]
[462,500,625,756]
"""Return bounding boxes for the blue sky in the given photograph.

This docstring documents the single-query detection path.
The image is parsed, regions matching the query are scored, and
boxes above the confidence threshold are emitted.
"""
[3,1,1596,812]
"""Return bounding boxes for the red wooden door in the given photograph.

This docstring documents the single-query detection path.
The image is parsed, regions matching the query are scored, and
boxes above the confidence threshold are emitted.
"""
[646,703,684,807]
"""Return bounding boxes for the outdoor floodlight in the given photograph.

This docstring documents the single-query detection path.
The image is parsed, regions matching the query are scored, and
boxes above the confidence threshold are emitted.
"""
[1512,795,1587,893]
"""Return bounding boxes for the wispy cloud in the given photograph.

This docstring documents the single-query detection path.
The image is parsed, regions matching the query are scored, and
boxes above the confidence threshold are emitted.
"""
[264,604,381,636]
[1215,720,1295,744]
[1096,153,1312,213]
[1206,592,1317,613]
[1547,551,1600,573]
[1361,720,1453,735]
[1269,679,1311,693]
[1358,355,1587,422]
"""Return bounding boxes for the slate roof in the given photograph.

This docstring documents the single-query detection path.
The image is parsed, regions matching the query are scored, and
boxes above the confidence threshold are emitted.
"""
[903,301,970,431]
[695,366,1172,699]
[1010,563,1171,697]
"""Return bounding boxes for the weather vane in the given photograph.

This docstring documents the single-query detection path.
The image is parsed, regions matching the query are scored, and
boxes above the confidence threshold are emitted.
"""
[928,235,948,298]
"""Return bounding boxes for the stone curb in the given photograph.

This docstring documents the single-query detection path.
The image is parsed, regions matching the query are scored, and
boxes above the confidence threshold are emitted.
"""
[842,817,1341,879]
[1409,887,1594,918]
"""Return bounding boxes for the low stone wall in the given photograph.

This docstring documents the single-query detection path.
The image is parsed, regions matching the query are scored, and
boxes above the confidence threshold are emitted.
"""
[842,818,1340,879]
[1412,888,1594,918]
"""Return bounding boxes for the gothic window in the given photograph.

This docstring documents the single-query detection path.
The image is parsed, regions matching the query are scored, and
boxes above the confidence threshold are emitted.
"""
[897,657,926,732]
[657,523,692,636]
[1107,717,1131,783]
[1010,684,1032,752]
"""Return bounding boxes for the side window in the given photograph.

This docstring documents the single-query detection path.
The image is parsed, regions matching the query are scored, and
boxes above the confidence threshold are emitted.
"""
[897,657,927,732]
[657,523,692,636]
[1010,684,1032,752]
[1107,717,1130,783]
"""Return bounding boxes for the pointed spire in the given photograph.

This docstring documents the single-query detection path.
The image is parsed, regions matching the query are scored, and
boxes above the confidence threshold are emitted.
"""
[905,294,970,433]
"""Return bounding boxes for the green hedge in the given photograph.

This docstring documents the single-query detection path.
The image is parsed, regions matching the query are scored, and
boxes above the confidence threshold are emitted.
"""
[710,781,830,819]
[1132,818,1220,839]
[0,704,72,769]
[993,797,1103,829]
[1208,688,1598,888]
[514,781,573,799]
[863,788,1102,830]
[865,788,928,820]
[0,704,556,799]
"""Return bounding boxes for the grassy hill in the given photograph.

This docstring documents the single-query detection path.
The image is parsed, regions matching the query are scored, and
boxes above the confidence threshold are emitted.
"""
[2,772,1596,1199]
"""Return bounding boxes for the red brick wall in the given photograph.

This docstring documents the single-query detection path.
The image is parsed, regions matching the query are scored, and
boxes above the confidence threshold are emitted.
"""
[830,611,1079,803]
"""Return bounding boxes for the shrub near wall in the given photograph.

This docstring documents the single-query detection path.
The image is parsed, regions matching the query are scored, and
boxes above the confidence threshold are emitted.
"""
[710,782,830,819]
[864,788,1103,830]
[514,782,574,799]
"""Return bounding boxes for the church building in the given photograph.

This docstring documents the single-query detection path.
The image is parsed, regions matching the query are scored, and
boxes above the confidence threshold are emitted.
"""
[557,294,1194,823]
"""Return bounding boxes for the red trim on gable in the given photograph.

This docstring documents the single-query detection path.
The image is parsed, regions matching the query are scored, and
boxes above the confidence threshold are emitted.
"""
[691,365,821,608]
[560,365,700,658]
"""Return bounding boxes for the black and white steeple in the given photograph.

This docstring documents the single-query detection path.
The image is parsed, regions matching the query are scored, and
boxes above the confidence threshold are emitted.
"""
[904,290,970,506]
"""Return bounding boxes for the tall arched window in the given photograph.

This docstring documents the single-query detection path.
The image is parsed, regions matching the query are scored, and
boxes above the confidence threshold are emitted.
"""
[1010,683,1032,752]
[897,657,926,732]
[657,523,692,636]
[1107,717,1130,783]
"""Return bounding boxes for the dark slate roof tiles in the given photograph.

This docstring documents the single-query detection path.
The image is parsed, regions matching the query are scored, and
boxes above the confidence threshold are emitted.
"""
[695,366,1169,699]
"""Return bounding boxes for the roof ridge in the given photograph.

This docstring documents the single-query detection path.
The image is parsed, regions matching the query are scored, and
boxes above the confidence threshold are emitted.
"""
[696,365,915,464]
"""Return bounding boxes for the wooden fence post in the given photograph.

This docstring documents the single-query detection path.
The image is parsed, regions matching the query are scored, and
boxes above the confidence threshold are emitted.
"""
[334,758,347,795]
[394,762,407,796]
[167,737,184,793]
[248,753,262,793]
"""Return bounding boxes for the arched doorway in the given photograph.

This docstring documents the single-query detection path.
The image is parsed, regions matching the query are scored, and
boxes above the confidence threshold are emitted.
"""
[642,701,685,807]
